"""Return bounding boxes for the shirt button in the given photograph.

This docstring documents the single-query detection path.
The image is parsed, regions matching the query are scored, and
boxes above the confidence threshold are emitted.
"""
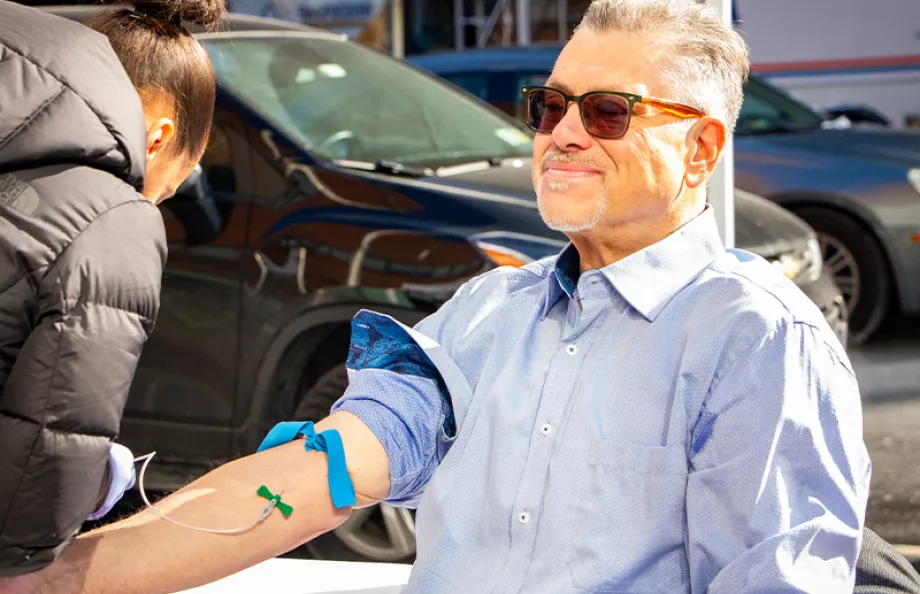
[540,423,553,436]
[518,511,531,525]
[566,344,578,355]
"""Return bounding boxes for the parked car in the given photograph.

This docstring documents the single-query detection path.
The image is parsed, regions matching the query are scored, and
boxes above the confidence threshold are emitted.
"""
[409,45,920,343]
[822,105,892,129]
[50,7,844,564]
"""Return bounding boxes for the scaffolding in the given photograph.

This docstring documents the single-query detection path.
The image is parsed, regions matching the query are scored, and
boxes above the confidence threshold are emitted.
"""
[452,0,573,50]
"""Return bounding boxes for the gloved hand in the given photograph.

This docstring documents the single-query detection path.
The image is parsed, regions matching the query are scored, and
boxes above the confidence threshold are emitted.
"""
[87,443,137,521]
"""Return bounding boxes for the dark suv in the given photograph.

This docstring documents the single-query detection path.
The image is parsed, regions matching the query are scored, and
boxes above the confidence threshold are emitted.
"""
[49,7,846,563]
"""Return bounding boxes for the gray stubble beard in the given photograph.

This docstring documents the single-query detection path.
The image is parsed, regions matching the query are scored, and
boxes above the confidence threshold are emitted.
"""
[536,177,608,233]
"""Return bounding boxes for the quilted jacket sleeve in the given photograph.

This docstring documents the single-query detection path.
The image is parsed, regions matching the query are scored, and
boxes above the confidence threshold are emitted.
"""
[0,199,166,576]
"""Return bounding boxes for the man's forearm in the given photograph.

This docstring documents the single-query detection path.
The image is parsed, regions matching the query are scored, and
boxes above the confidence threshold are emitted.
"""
[8,412,390,594]
[33,444,347,593]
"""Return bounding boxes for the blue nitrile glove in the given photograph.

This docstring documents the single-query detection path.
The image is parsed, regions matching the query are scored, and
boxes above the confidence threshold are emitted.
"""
[87,443,137,521]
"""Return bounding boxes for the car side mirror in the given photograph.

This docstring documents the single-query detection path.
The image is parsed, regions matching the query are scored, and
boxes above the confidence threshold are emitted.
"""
[161,165,225,246]
[173,164,207,202]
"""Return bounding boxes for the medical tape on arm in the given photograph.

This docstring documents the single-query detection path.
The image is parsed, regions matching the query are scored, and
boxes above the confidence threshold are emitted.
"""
[257,421,357,508]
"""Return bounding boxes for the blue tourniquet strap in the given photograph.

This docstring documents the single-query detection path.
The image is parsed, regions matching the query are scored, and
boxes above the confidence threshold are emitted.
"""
[257,421,357,509]
[303,425,356,508]
[257,421,309,453]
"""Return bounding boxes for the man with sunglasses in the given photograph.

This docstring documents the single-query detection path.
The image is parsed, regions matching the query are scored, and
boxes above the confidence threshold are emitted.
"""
[1,1,872,593]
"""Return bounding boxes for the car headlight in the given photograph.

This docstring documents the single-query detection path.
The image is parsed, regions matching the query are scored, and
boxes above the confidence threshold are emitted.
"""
[471,231,568,267]
[909,168,920,195]
[771,236,823,283]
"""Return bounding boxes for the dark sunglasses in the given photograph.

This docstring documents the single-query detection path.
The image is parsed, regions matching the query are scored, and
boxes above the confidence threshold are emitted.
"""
[521,85,706,140]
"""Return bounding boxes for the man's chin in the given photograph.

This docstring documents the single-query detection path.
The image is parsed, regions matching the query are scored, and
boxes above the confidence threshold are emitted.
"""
[547,221,599,233]
[538,207,601,233]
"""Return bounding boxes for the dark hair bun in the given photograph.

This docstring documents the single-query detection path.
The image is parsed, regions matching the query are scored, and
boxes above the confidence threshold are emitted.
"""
[131,0,226,29]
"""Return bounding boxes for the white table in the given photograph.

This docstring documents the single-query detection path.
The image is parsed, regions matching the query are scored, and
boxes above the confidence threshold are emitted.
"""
[178,558,411,593]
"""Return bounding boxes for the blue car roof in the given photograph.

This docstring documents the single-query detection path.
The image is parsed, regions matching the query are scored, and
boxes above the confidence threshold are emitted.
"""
[408,46,563,74]
[408,46,772,88]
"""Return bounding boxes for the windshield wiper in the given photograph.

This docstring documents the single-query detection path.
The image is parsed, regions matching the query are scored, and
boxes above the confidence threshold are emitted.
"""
[333,159,433,177]
[436,157,523,177]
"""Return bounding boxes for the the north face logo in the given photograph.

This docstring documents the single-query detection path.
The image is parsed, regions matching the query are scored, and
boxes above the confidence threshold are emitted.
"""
[0,174,40,216]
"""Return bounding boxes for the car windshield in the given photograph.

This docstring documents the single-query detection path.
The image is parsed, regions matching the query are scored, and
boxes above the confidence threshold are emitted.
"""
[202,35,534,166]
[736,75,826,135]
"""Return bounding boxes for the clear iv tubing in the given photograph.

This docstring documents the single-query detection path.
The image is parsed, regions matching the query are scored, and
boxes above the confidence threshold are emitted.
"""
[133,452,277,535]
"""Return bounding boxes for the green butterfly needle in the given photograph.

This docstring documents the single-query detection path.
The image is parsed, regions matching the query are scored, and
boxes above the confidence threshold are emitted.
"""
[257,485,294,517]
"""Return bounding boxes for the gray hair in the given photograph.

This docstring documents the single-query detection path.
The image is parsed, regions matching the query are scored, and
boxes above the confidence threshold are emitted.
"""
[575,0,751,132]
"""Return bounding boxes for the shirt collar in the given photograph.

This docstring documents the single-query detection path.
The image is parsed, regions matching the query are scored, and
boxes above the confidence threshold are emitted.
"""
[541,207,725,322]
[541,243,580,319]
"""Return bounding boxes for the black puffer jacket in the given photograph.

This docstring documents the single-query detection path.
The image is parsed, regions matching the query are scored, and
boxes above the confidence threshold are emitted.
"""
[0,1,166,576]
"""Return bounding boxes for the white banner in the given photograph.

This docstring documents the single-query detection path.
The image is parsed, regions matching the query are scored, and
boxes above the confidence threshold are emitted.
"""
[178,558,411,593]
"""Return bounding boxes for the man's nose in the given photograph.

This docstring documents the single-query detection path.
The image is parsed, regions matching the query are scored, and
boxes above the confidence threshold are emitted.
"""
[550,102,593,151]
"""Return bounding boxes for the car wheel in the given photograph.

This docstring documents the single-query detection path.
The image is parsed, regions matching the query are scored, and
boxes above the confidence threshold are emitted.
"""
[294,363,417,563]
[792,207,891,344]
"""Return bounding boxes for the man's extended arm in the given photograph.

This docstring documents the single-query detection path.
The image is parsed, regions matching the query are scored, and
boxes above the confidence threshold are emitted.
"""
[1,297,469,594]
[1,411,390,594]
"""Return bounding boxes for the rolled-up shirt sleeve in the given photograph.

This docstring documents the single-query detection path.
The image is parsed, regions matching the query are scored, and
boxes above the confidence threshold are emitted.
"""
[331,309,462,507]
[687,320,872,593]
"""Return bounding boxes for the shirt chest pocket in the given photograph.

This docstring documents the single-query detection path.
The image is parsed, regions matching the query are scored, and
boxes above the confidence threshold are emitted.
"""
[567,439,690,593]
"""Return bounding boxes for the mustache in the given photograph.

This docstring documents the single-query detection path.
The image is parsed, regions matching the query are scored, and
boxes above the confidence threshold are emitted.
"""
[540,150,607,171]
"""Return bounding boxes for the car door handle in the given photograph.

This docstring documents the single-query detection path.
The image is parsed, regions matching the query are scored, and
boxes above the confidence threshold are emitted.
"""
[246,246,307,297]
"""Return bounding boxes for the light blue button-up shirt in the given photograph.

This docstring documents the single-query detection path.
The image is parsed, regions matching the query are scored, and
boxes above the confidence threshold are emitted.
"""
[332,208,871,593]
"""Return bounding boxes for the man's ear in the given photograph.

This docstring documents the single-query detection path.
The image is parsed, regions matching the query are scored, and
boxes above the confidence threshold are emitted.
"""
[146,117,177,164]
[684,117,727,189]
